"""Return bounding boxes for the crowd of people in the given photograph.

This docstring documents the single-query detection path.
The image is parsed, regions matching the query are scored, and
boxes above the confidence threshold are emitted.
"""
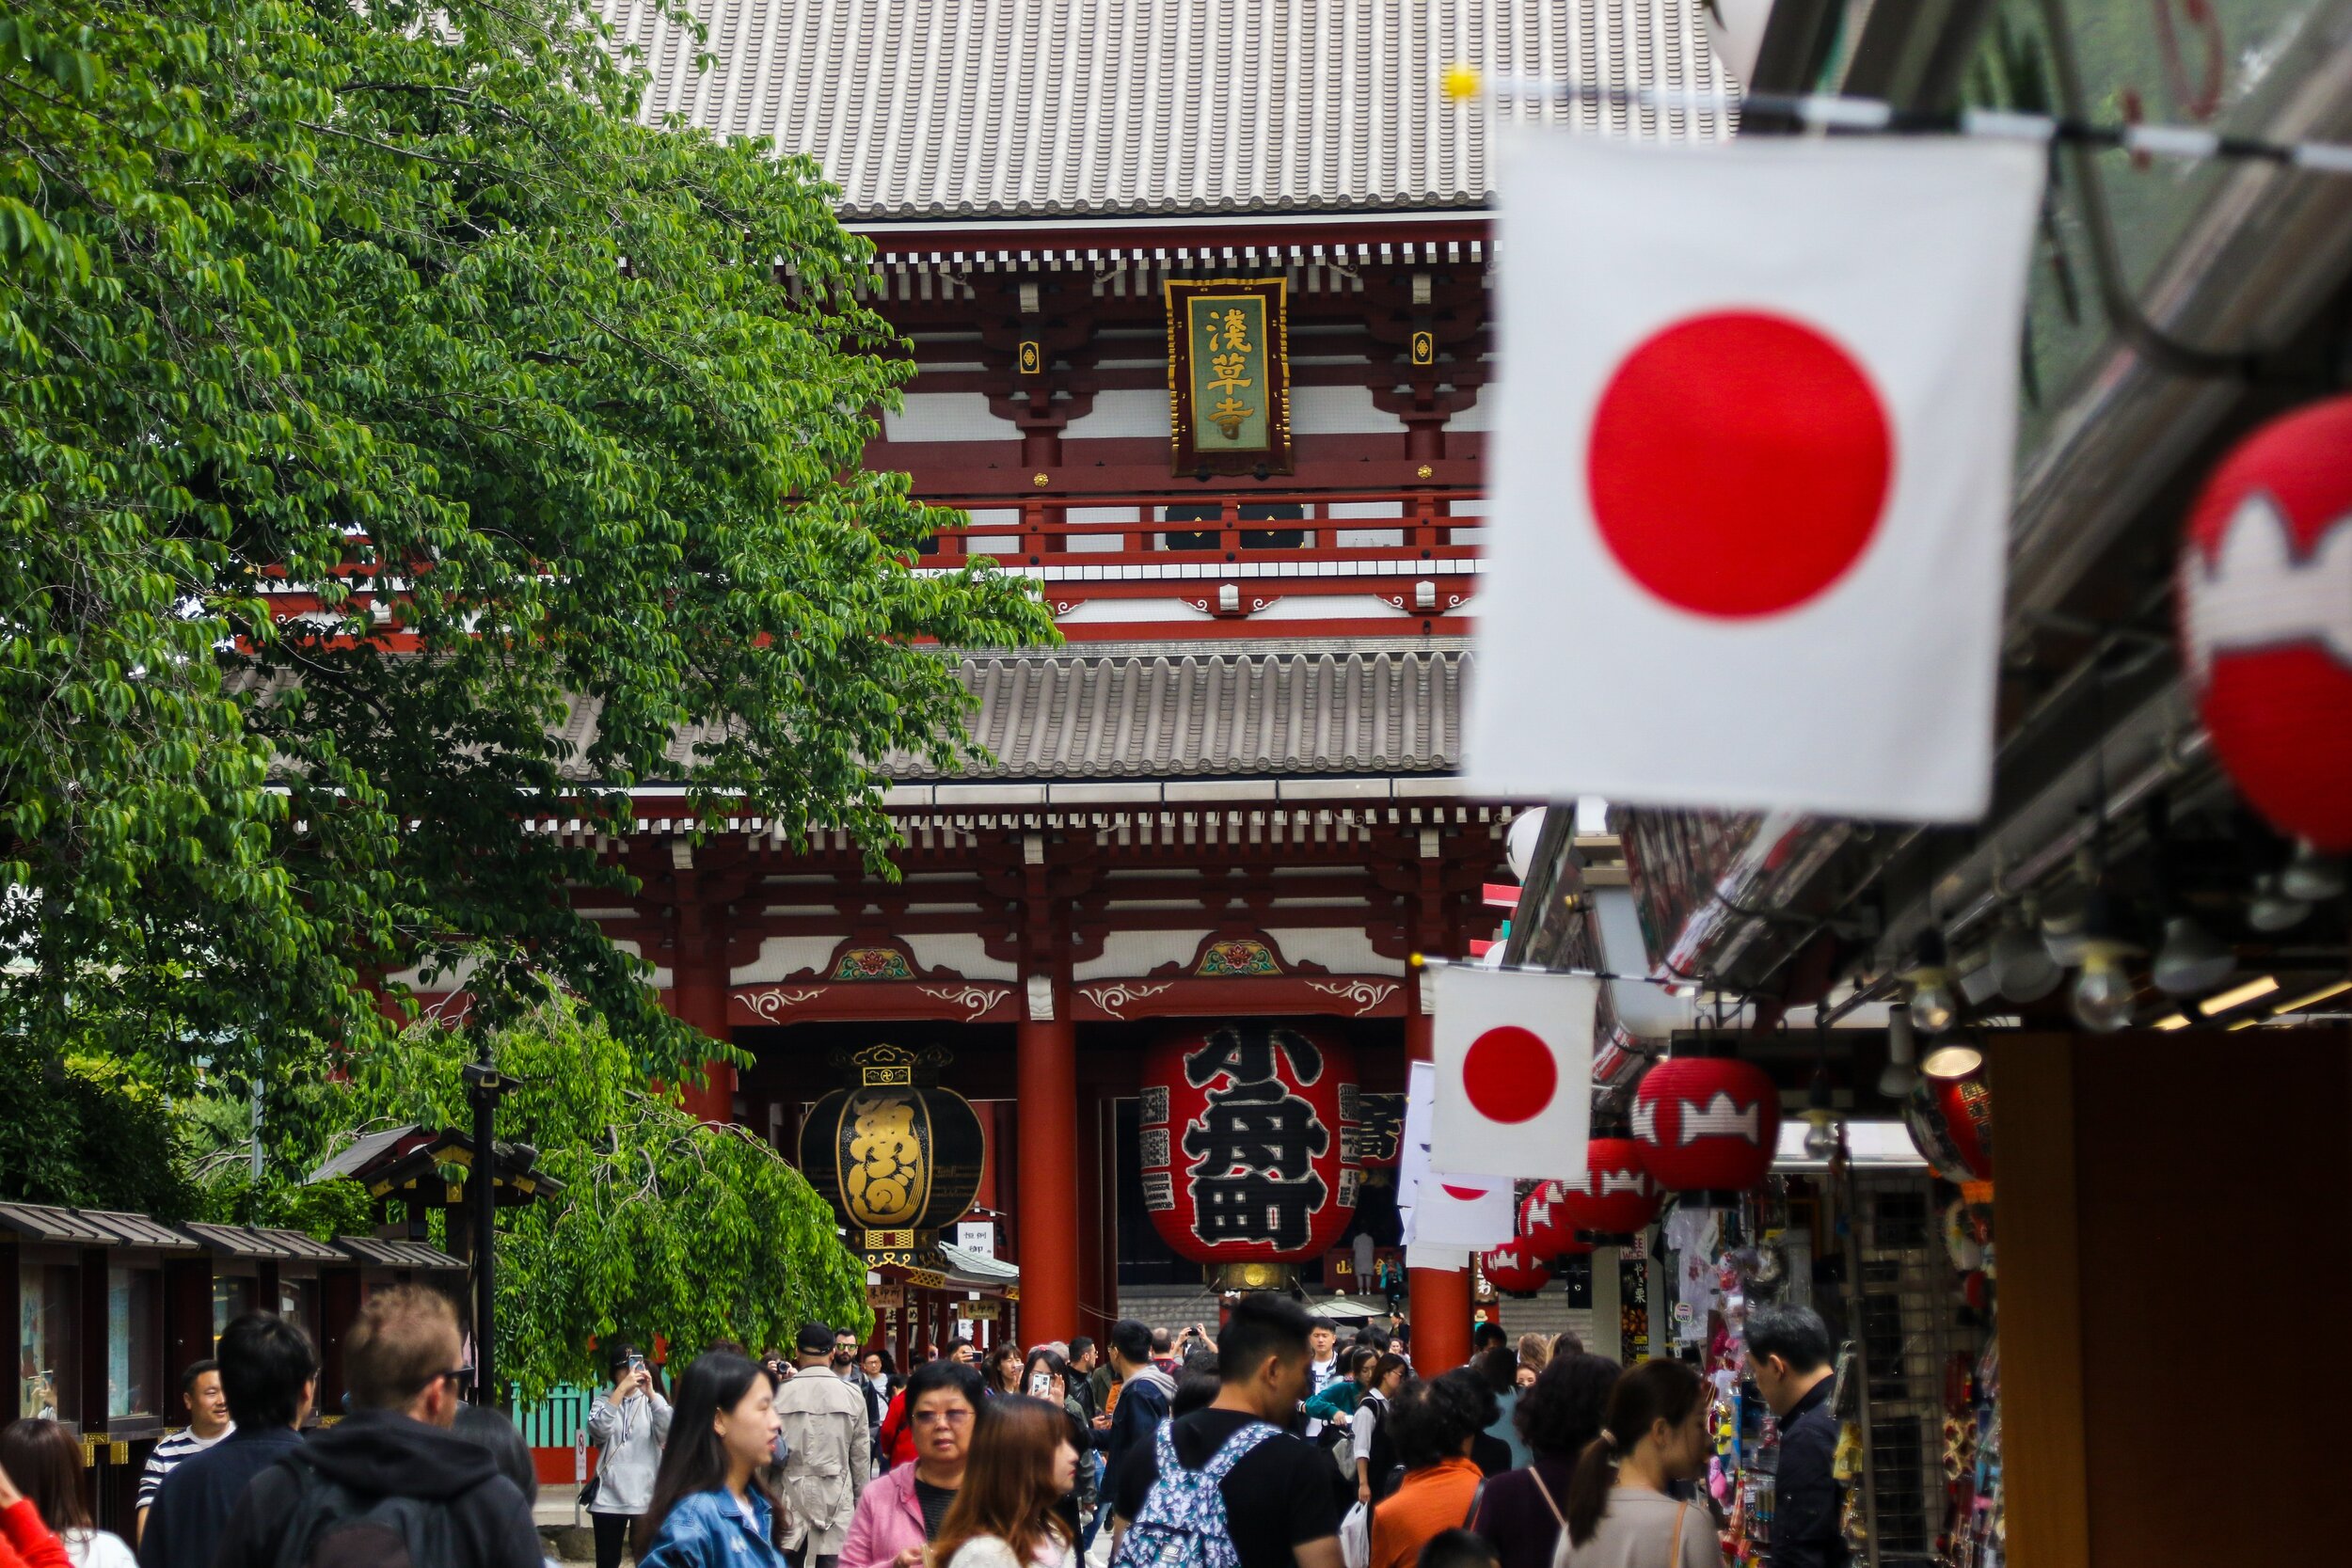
[0,1296,1844,1568]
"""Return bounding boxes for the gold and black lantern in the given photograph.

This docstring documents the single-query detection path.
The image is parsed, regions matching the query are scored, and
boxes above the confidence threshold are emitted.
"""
[799,1045,986,1269]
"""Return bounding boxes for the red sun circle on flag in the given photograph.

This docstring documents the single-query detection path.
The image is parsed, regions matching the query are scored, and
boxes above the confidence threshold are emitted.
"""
[1586,310,1895,619]
[1440,1182,1493,1201]
[1461,1024,1557,1125]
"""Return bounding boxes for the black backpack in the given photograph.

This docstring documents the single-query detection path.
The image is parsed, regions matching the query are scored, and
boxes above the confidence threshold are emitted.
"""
[268,1465,466,1568]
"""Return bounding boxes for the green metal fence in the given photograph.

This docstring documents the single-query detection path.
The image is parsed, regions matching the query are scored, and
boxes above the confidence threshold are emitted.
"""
[510,1383,594,1449]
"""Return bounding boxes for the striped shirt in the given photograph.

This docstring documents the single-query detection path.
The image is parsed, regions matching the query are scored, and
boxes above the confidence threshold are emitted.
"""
[136,1424,232,1511]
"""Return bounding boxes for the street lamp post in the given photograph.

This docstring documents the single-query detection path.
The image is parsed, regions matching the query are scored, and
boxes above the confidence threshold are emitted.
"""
[461,1041,512,1406]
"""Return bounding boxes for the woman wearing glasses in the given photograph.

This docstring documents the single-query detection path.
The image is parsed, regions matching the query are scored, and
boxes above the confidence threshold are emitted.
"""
[841,1361,986,1568]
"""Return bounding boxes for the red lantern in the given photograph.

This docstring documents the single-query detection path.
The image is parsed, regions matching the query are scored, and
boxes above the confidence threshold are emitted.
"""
[1554,1137,1661,1239]
[1903,1075,1993,1182]
[1517,1181,1594,1261]
[1480,1236,1552,1297]
[1137,1022,1359,1280]
[2177,394,2352,850]
[1633,1055,1780,1196]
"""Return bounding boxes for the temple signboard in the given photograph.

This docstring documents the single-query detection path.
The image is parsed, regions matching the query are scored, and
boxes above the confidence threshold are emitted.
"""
[1166,278,1293,476]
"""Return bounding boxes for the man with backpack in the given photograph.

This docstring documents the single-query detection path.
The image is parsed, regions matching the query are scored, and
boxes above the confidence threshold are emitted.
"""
[212,1284,542,1568]
[1098,1319,1174,1498]
[1109,1293,1343,1568]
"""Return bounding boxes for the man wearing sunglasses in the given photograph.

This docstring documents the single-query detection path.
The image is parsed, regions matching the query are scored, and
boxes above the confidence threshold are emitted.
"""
[213,1285,542,1568]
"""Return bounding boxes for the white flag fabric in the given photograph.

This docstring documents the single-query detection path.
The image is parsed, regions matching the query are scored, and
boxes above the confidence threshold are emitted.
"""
[1431,966,1598,1180]
[1399,1061,1514,1250]
[1469,136,2044,821]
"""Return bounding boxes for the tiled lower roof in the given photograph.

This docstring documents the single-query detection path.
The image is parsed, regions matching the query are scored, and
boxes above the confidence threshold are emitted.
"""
[555,641,1470,783]
[596,0,1733,220]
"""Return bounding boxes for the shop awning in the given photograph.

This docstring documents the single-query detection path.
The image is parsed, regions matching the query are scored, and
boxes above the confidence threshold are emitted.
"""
[180,1223,348,1262]
[335,1236,467,1272]
[1,1205,201,1253]
[0,1203,119,1245]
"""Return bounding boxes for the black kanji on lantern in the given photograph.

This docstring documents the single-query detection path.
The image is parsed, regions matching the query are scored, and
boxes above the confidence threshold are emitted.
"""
[1181,1080,1328,1180]
[1181,1025,1331,1251]
[1184,1023,1324,1088]
[1194,1169,1327,1250]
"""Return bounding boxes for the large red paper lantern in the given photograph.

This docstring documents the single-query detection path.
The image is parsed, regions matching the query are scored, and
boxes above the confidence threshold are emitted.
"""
[1633,1055,1781,1197]
[1555,1137,1661,1239]
[2176,394,2352,850]
[1137,1021,1359,1283]
[1517,1181,1594,1261]
[1480,1236,1553,1297]
[1903,1075,1993,1183]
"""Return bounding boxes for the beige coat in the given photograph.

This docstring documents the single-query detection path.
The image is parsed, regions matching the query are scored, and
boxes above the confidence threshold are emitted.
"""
[773,1369,875,1554]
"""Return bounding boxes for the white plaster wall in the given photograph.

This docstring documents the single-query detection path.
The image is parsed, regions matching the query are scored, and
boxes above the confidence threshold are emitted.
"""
[1267,927,1400,975]
[1060,388,1171,440]
[1290,384,1394,436]
[882,392,1006,442]
[903,932,1018,981]
[1073,928,1215,982]
[732,934,844,985]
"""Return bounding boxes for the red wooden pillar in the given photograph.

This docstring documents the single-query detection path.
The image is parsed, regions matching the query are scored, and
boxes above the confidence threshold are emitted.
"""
[667,876,736,1124]
[1404,1003,1472,1373]
[1016,1001,1081,1345]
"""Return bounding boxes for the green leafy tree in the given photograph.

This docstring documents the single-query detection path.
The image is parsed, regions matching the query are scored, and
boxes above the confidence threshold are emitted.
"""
[334,1001,868,1399]
[0,1034,191,1215]
[0,1,1052,1084]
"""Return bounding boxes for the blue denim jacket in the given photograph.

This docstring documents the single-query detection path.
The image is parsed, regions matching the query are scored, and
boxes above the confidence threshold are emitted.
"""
[641,1486,793,1568]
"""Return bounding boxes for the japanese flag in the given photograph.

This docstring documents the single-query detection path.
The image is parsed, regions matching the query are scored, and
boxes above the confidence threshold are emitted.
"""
[1431,966,1598,1180]
[1399,1061,1514,1250]
[1469,135,2044,820]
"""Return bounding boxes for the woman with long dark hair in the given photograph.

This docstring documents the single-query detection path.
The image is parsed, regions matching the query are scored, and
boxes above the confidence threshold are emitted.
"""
[0,1419,124,1567]
[1470,1353,1618,1568]
[1552,1360,1722,1568]
[1353,1351,1410,1506]
[979,1342,1024,1400]
[636,1351,791,1567]
[932,1395,1079,1568]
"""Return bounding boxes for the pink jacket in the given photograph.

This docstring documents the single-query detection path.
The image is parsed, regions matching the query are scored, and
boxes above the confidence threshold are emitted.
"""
[840,1463,928,1568]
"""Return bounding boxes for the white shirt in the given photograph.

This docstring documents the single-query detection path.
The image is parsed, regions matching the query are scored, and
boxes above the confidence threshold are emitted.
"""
[1305,1353,1341,1439]
[63,1530,137,1568]
[945,1534,1077,1568]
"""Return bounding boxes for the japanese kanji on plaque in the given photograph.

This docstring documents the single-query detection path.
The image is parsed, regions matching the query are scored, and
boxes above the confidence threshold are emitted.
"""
[1137,1021,1358,1273]
[1166,277,1293,476]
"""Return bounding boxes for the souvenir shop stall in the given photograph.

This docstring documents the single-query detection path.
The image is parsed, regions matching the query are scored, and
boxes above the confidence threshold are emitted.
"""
[1477,1030,2002,1568]
[1649,1046,1999,1568]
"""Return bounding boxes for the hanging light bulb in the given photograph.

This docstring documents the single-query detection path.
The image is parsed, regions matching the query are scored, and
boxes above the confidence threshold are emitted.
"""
[1903,929,1961,1034]
[2039,879,2090,966]
[2069,892,2141,1032]
[2248,872,2312,933]
[2279,840,2347,902]
[1800,1064,1839,1159]
[1990,906,2062,1003]
[2072,949,2138,1031]
[2151,914,2236,996]
[1919,1037,1983,1080]
[1877,1002,1919,1100]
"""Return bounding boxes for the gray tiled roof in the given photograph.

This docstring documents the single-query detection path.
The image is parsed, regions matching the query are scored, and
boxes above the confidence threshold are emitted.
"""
[560,641,1469,782]
[596,1,1732,220]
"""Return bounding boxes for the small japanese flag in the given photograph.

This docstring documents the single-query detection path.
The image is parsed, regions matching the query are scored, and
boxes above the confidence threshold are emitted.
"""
[1431,967,1598,1180]
[1469,135,2044,820]
[1398,1061,1514,1250]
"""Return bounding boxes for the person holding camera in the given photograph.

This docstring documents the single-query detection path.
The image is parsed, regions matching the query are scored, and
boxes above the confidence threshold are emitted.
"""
[588,1344,674,1568]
